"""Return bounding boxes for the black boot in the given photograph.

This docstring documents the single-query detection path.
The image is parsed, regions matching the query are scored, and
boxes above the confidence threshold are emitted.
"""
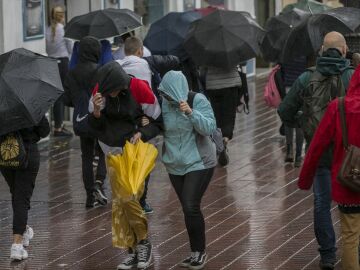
[284,144,294,163]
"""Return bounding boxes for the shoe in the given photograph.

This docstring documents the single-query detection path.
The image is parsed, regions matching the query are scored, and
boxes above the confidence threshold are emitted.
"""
[22,226,34,247]
[53,127,73,137]
[142,203,153,214]
[94,182,107,206]
[117,252,138,270]
[319,261,335,270]
[179,252,196,268]
[294,156,302,168]
[10,244,28,261]
[86,194,99,208]
[284,144,294,162]
[136,240,152,269]
[189,251,207,270]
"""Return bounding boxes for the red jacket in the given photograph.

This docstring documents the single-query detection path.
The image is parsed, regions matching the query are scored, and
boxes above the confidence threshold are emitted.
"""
[298,65,360,205]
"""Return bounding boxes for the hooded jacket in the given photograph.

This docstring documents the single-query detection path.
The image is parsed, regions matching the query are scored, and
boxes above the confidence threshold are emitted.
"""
[117,55,152,86]
[88,61,161,148]
[278,49,354,168]
[63,36,101,106]
[159,71,216,175]
[298,65,360,205]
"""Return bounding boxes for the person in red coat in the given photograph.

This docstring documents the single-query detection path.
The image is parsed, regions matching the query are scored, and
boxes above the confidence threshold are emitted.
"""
[298,64,360,270]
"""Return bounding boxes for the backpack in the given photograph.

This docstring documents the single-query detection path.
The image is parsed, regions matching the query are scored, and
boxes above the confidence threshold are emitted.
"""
[300,69,346,142]
[144,59,162,102]
[187,92,225,154]
[0,131,28,169]
[264,65,282,108]
[237,67,250,114]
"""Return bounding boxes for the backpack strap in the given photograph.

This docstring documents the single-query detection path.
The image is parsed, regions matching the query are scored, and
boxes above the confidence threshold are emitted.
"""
[187,91,197,109]
[339,97,349,150]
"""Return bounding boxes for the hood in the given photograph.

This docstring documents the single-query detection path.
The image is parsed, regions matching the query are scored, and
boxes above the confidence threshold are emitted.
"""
[158,71,189,103]
[316,48,350,76]
[78,36,101,64]
[118,55,147,67]
[95,61,131,96]
[346,65,360,97]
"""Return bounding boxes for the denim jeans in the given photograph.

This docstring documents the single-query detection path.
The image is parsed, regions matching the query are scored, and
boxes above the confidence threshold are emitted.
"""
[313,166,337,263]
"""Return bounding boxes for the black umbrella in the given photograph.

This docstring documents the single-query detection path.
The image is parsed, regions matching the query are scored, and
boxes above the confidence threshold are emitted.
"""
[260,8,310,62]
[143,11,201,60]
[184,10,265,68]
[0,48,63,136]
[65,8,142,40]
[281,7,360,63]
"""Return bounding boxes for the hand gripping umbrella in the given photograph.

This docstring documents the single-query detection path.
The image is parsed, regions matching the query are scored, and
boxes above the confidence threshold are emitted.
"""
[65,8,142,40]
[0,48,63,136]
[281,7,360,63]
[184,10,265,68]
[260,8,311,62]
[143,11,201,60]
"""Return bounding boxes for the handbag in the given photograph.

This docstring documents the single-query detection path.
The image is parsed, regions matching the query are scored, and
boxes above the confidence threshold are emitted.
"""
[0,132,28,169]
[337,97,360,192]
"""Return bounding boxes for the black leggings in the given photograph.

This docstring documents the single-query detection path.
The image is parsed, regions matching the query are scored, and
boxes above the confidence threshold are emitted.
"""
[207,87,238,140]
[0,144,40,235]
[169,168,214,252]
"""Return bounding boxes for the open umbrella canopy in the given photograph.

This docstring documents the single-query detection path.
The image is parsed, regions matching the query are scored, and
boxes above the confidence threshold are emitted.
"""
[281,7,360,63]
[282,0,331,14]
[143,11,201,60]
[64,8,142,40]
[0,48,63,136]
[261,8,310,62]
[184,10,265,68]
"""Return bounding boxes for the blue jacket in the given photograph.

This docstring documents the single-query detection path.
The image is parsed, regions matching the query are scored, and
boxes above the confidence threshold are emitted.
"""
[159,71,217,175]
[69,40,113,70]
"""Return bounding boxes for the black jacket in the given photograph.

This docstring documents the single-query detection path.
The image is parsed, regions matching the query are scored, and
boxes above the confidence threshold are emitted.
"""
[88,62,162,147]
[63,36,101,106]
[20,116,50,144]
[143,55,181,77]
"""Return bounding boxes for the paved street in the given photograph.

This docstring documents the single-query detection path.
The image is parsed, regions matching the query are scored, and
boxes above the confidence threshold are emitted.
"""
[0,77,342,270]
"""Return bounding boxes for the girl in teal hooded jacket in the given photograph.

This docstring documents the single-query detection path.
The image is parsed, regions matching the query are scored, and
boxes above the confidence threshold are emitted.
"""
[158,70,216,269]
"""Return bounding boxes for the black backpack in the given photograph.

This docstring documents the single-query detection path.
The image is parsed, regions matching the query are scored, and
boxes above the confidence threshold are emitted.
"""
[300,69,346,142]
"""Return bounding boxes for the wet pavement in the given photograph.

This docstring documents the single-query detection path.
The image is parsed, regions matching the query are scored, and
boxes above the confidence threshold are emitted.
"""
[0,77,342,269]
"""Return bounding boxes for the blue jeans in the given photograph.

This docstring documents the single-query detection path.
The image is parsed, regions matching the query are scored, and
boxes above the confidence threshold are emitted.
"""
[313,167,337,263]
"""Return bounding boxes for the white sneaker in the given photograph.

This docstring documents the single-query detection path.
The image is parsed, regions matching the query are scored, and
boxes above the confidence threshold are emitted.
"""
[22,226,34,247]
[10,244,28,261]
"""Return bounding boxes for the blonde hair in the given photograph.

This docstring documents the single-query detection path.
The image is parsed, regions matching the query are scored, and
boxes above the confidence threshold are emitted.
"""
[50,6,65,42]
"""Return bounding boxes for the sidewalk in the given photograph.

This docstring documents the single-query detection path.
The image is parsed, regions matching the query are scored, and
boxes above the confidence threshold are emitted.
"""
[0,77,341,270]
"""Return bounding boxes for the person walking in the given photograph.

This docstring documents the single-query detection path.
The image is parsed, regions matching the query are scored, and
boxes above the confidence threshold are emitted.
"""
[278,32,355,269]
[63,36,108,208]
[117,36,180,214]
[1,116,50,261]
[281,57,306,167]
[159,70,217,269]
[45,6,73,137]
[89,61,162,269]
[204,65,242,166]
[298,64,360,270]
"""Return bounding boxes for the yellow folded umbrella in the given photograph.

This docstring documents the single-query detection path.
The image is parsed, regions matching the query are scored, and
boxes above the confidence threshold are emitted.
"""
[107,140,158,248]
